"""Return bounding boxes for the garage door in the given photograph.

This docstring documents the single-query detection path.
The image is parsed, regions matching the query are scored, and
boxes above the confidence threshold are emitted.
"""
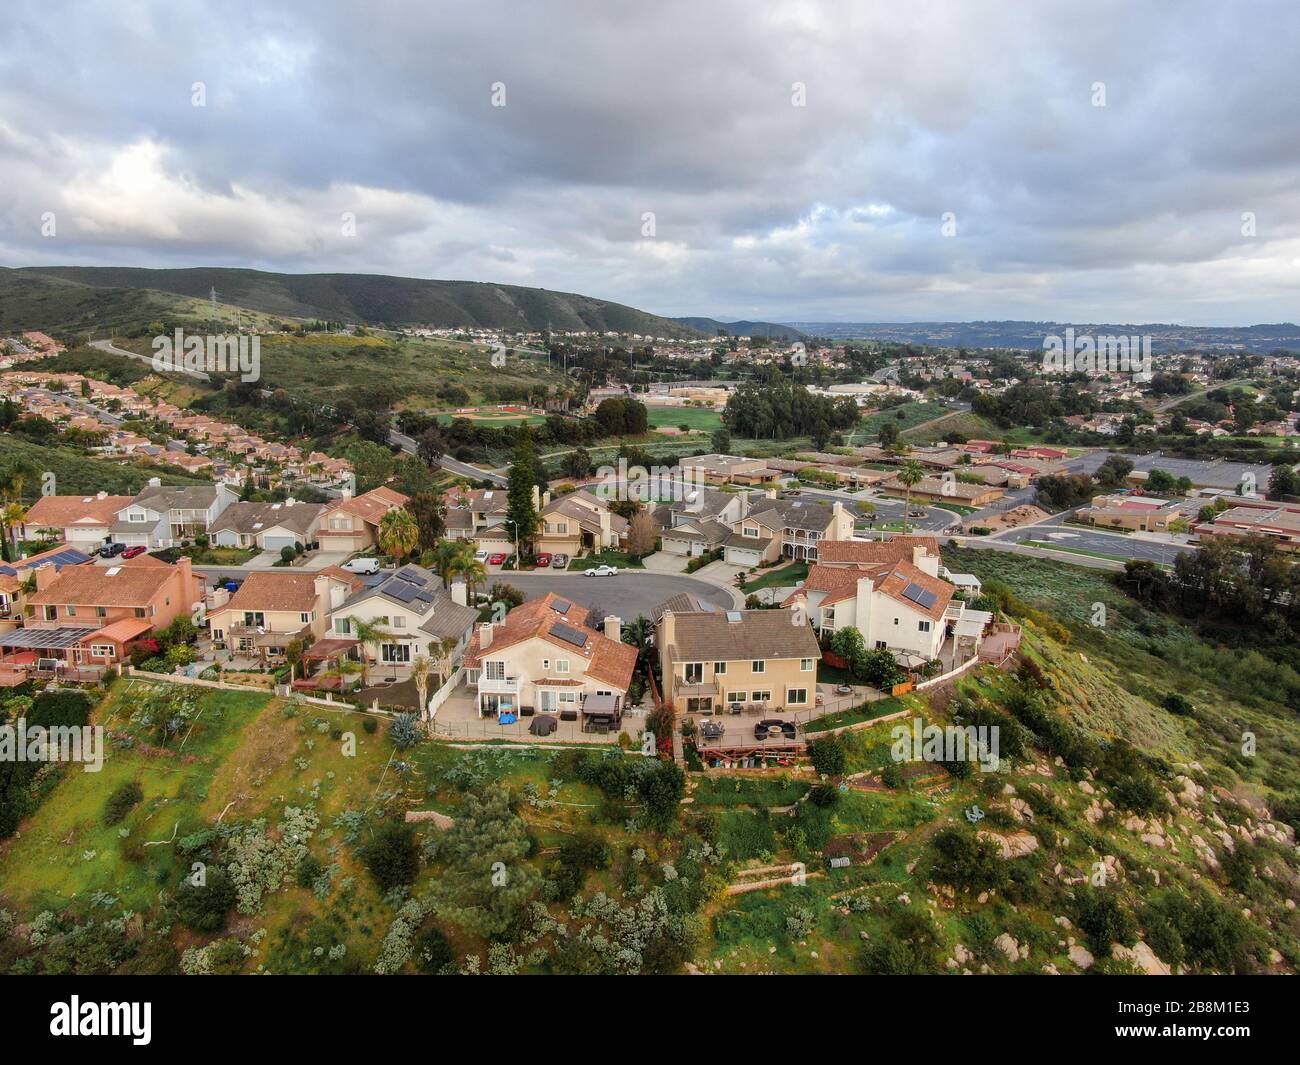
[725,546,763,567]
[262,534,299,551]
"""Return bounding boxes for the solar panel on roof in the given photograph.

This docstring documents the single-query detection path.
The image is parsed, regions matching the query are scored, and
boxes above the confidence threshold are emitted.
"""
[394,567,424,584]
[387,582,419,603]
[901,583,938,610]
[550,622,589,648]
[550,599,571,615]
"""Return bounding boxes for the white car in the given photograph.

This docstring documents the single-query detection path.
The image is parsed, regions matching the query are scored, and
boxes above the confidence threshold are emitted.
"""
[341,556,381,575]
[473,550,489,563]
[585,564,619,577]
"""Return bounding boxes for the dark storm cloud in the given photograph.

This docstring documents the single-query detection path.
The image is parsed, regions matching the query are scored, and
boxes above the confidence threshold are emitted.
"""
[1,0,1297,323]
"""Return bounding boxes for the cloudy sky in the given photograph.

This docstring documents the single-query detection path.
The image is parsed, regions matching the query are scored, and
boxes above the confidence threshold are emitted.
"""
[2,0,1298,324]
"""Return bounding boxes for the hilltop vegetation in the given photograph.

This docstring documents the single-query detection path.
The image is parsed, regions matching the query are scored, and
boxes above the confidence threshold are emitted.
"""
[13,266,701,337]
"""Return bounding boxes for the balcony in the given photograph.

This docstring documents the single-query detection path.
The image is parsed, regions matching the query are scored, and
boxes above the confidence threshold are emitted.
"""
[477,674,520,693]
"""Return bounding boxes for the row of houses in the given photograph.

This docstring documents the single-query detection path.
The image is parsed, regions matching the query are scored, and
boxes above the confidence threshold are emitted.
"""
[21,482,409,553]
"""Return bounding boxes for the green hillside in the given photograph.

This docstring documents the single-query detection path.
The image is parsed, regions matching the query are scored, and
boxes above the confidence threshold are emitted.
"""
[12,266,701,338]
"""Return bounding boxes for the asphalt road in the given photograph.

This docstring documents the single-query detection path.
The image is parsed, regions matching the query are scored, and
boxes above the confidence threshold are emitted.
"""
[992,515,1194,565]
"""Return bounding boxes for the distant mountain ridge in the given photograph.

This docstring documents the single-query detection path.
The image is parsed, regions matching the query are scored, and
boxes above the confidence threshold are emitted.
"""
[782,320,1300,353]
[671,316,806,341]
[5,266,703,338]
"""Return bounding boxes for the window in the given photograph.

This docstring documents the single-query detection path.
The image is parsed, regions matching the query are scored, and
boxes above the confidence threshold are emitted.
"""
[334,618,351,635]
[918,620,931,632]
[392,616,406,629]
[751,690,771,702]
[875,640,887,649]
[686,697,713,713]
[751,660,765,673]
[484,661,505,680]
[714,661,726,675]
[684,662,703,683]
[381,643,411,663]
[800,658,813,672]
[43,606,57,621]
[95,606,107,618]
[542,659,550,670]
[726,691,747,703]
[558,691,577,705]
[556,659,570,674]
[787,688,809,705]
[743,525,759,537]
[300,612,312,624]
[90,644,115,659]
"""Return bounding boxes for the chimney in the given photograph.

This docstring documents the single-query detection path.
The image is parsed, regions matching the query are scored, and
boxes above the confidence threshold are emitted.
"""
[450,579,468,607]
[148,476,161,487]
[480,622,494,649]
[96,490,107,500]
[542,490,551,507]
[175,555,193,594]
[603,615,621,642]
[35,562,59,592]
[765,487,777,499]
[658,611,675,660]
[286,497,297,507]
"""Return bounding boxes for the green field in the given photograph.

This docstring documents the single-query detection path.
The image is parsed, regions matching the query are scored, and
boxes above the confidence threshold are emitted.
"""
[645,406,722,431]
[855,401,950,441]
[901,410,1001,445]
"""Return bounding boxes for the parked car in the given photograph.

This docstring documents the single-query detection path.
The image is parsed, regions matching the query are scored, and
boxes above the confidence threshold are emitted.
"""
[551,553,569,569]
[99,542,126,558]
[341,556,380,575]
[908,509,928,518]
[473,550,489,563]
[585,564,619,577]
[121,546,148,559]
[487,553,508,566]
[534,553,552,568]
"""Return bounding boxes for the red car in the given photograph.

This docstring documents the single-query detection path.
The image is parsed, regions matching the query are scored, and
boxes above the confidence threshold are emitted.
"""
[122,546,148,559]
[487,553,507,566]
[534,553,552,568]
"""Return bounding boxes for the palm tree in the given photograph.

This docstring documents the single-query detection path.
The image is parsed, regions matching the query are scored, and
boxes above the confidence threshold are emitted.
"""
[378,507,419,561]
[622,615,653,670]
[345,616,393,686]
[426,539,471,587]
[410,654,432,719]
[898,459,925,533]
[0,501,27,563]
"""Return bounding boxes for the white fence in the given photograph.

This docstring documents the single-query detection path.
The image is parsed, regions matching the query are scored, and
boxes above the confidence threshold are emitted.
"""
[426,667,464,719]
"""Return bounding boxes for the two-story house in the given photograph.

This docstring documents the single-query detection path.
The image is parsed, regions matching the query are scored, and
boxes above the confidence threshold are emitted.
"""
[326,564,479,676]
[206,568,362,662]
[655,487,751,557]
[657,605,821,714]
[535,490,628,557]
[723,495,854,566]
[0,556,204,675]
[462,593,637,725]
[316,486,410,554]
[111,481,238,549]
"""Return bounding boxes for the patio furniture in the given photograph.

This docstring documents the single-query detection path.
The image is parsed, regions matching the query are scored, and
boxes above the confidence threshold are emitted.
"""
[520,706,535,717]
[728,702,743,715]
[529,715,557,736]
[560,709,578,722]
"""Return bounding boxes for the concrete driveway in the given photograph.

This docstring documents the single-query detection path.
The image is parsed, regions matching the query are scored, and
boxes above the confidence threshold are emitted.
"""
[641,551,690,574]
[693,559,748,584]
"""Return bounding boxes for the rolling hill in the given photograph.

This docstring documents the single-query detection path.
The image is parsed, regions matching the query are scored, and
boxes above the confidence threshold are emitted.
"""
[6,266,702,339]
[671,316,806,341]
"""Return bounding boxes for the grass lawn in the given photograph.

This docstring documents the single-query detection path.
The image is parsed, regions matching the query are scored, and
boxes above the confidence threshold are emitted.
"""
[434,410,548,426]
[184,546,259,565]
[855,402,949,441]
[568,550,646,571]
[646,406,721,431]
[802,695,907,734]
[740,561,808,592]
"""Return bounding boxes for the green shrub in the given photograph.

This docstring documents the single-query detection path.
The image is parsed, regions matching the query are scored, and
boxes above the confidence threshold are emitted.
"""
[102,781,143,825]
[359,822,421,892]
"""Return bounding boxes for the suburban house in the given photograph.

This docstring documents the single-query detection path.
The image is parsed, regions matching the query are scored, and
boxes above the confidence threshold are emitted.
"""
[0,544,96,625]
[111,481,239,548]
[325,564,479,676]
[535,490,628,556]
[1078,494,1184,532]
[208,499,326,551]
[655,487,751,557]
[444,486,512,554]
[724,495,855,565]
[678,453,773,485]
[656,605,821,714]
[316,486,410,554]
[655,489,854,564]
[785,537,990,668]
[20,492,134,547]
[461,592,637,728]
[206,568,363,662]
[0,556,204,680]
